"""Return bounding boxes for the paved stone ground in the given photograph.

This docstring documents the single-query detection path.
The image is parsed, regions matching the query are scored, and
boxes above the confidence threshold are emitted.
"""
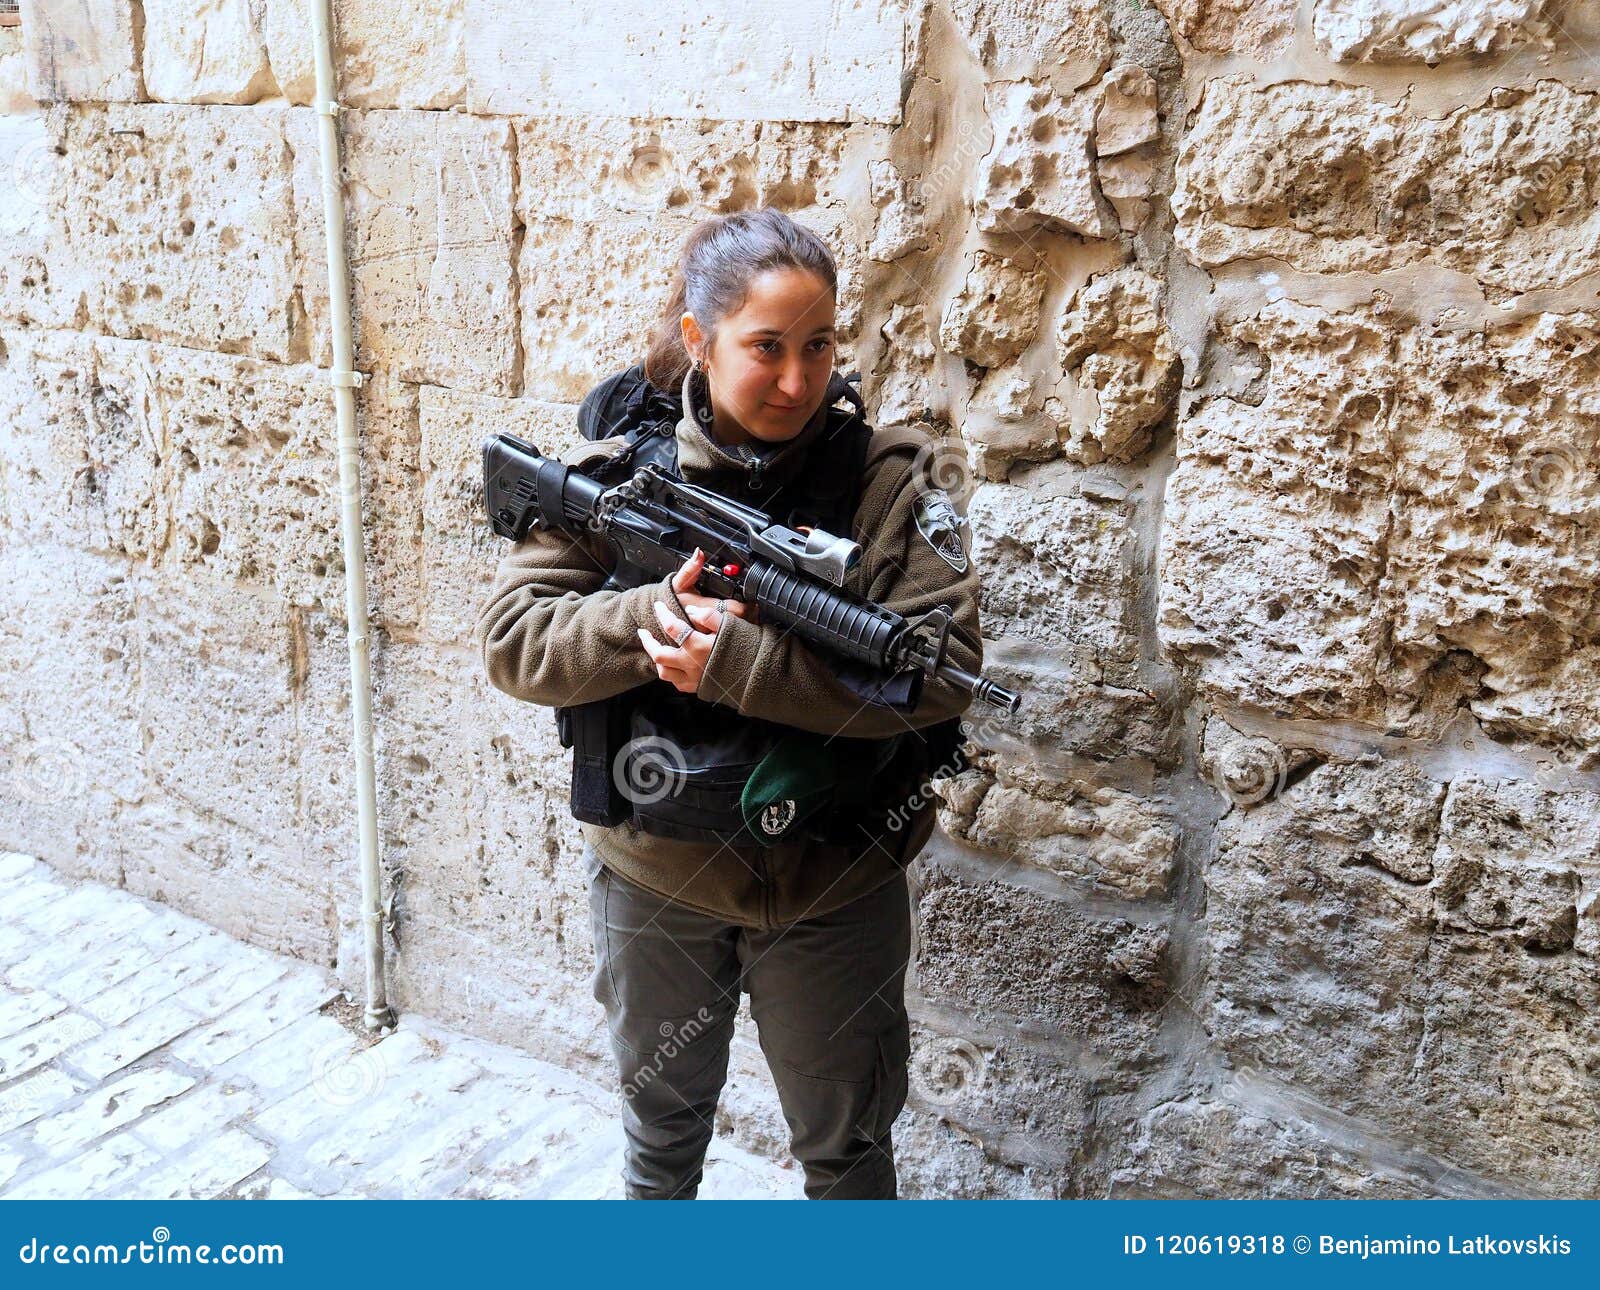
[0,853,796,1200]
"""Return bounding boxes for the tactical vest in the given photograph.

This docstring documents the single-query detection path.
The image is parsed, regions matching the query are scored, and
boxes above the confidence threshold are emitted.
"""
[554,367,965,849]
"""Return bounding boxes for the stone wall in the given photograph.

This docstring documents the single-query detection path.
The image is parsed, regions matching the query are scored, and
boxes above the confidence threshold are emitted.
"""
[2,0,1597,1197]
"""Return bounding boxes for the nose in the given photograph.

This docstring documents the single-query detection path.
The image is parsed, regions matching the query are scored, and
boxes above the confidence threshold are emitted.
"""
[776,357,808,402]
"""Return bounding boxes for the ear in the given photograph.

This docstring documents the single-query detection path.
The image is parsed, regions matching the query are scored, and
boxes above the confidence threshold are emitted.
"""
[679,311,704,362]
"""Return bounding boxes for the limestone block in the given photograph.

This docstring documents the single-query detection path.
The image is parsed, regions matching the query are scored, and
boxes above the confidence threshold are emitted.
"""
[112,797,334,964]
[938,250,1046,370]
[968,479,1141,680]
[871,304,938,427]
[968,650,1181,767]
[1173,78,1600,293]
[20,0,142,102]
[1095,65,1158,158]
[1380,314,1600,757]
[1164,304,1600,756]
[1158,303,1397,727]
[137,568,302,844]
[1057,267,1179,464]
[58,104,300,361]
[976,81,1114,241]
[1108,1096,1436,1198]
[866,158,929,264]
[904,1020,1102,1172]
[287,109,519,395]
[0,114,76,328]
[947,0,1112,89]
[462,672,592,976]
[0,24,36,114]
[55,338,421,626]
[418,385,582,645]
[0,328,162,555]
[915,864,1170,1060]
[1097,150,1156,231]
[1312,0,1557,63]
[263,0,466,109]
[1208,758,1600,1194]
[1151,0,1298,58]
[1432,774,1599,952]
[142,0,275,104]
[1198,715,1322,812]
[939,753,1178,899]
[463,0,905,124]
[0,543,141,886]
[512,117,872,401]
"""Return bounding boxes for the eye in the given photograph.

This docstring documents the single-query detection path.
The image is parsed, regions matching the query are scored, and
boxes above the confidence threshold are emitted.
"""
[754,340,779,354]
[807,337,833,353]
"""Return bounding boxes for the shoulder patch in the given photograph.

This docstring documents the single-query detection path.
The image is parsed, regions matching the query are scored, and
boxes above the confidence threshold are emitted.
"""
[913,487,969,573]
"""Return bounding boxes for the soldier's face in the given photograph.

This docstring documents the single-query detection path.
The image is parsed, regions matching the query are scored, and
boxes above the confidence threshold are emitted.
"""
[691,268,836,446]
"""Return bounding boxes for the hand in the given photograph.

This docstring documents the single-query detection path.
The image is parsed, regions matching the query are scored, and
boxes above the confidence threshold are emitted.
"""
[636,547,761,694]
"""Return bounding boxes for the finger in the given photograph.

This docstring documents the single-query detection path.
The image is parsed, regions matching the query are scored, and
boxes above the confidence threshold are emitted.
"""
[672,546,706,594]
[653,598,701,643]
[637,628,693,671]
[684,603,723,633]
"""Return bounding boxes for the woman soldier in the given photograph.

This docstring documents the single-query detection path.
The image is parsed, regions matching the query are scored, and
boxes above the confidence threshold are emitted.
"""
[475,207,985,1199]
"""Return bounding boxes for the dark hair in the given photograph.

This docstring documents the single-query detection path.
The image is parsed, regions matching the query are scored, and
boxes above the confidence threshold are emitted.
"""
[643,208,838,391]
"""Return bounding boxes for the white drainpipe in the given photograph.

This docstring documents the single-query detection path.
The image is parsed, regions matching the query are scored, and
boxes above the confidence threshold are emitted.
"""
[307,0,395,1031]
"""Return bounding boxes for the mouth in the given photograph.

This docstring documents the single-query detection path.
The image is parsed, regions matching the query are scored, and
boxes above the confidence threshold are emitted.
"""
[765,401,805,411]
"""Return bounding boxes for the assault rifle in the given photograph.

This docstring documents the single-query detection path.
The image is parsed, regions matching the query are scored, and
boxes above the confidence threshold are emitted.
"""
[482,433,1021,713]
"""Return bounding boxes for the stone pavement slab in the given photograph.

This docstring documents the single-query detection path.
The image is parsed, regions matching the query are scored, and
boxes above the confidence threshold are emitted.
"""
[0,853,797,1199]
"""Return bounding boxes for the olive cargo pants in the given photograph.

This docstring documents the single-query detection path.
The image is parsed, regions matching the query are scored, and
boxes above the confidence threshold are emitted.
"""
[583,844,912,1199]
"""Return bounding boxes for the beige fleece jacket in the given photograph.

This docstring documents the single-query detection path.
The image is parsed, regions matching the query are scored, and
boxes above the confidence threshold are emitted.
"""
[474,367,983,928]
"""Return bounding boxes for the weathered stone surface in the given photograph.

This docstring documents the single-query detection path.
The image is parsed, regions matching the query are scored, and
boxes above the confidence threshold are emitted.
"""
[56,104,300,361]
[871,304,938,427]
[21,0,143,102]
[1152,0,1297,57]
[0,114,75,328]
[938,250,1046,369]
[1095,65,1158,157]
[1108,1095,1437,1198]
[0,543,141,886]
[1198,715,1321,813]
[263,0,467,109]
[1096,150,1156,231]
[1311,0,1557,64]
[1381,315,1600,757]
[904,1020,1100,1173]
[1174,78,1600,293]
[0,333,420,625]
[1207,758,1600,1194]
[1160,303,1600,762]
[969,477,1142,682]
[1057,267,1179,464]
[976,81,1114,240]
[142,0,276,104]
[937,754,1179,899]
[915,864,1170,1058]
[418,386,581,645]
[288,109,519,395]
[512,116,876,401]
[966,649,1181,767]
[464,0,906,124]
[947,0,1111,89]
